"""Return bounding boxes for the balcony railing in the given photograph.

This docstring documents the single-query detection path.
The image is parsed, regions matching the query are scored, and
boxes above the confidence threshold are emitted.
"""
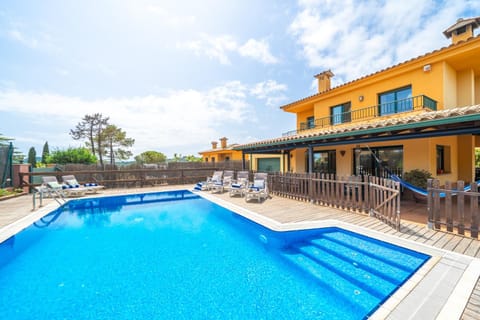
[282,95,437,137]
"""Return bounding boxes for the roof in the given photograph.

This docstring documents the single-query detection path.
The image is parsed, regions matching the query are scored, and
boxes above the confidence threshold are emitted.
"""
[443,17,480,38]
[234,105,480,152]
[280,34,480,111]
[198,144,240,155]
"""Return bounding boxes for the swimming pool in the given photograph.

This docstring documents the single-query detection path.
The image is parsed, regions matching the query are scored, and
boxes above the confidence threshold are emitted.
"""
[0,190,430,319]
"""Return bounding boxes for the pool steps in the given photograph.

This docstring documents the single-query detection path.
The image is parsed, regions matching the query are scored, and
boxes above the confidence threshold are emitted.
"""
[281,230,429,317]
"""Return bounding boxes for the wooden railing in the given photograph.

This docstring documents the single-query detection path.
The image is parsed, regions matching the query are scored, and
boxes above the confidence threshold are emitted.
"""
[19,168,223,189]
[268,173,401,230]
[427,179,479,239]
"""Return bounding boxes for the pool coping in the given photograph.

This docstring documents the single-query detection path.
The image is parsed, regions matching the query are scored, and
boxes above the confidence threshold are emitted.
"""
[1,188,479,320]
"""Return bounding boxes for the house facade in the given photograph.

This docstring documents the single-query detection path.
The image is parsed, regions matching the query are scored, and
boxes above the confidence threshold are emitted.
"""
[235,17,480,184]
[199,137,284,172]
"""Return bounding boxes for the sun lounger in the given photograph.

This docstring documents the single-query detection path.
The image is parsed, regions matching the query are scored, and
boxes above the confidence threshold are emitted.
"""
[245,173,269,202]
[41,176,86,198]
[62,175,104,194]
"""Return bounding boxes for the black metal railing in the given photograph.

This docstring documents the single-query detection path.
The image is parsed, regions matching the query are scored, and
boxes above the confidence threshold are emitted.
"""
[282,95,437,137]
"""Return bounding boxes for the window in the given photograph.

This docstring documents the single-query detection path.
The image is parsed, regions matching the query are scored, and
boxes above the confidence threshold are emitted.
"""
[306,116,315,129]
[354,146,403,177]
[455,25,467,35]
[205,157,209,162]
[436,145,451,174]
[225,156,230,161]
[306,150,336,174]
[378,86,412,115]
[330,102,351,125]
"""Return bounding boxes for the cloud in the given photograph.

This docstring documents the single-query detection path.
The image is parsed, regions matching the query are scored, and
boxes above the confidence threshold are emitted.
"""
[181,34,237,65]
[289,0,478,85]
[180,34,279,65]
[250,80,288,107]
[239,39,279,64]
[0,82,254,156]
[8,29,39,48]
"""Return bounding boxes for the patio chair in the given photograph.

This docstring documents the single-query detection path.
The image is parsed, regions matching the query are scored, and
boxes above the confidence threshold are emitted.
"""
[206,171,223,190]
[62,175,104,194]
[229,171,249,197]
[244,172,269,202]
[211,170,234,194]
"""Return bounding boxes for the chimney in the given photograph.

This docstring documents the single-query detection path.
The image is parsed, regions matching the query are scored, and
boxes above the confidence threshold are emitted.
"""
[443,17,480,45]
[314,70,334,93]
[220,137,228,149]
[211,141,218,149]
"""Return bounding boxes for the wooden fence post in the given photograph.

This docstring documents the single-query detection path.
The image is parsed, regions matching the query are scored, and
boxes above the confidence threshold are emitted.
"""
[471,183,479,239]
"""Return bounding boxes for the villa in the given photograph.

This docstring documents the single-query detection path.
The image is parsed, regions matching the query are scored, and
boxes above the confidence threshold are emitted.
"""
[235,17,480,185]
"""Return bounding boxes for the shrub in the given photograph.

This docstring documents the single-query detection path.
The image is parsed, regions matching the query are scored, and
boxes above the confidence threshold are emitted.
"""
[403,169,433,189]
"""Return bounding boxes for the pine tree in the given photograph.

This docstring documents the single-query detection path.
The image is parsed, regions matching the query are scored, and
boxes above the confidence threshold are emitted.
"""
[28,147,37,167]
[41,141,50,164]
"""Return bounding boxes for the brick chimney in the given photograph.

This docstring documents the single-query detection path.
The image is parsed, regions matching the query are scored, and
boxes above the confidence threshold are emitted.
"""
[443,17,480,45]
[314,70,334,93]
[211,141,218,149]
[220,137,228,149]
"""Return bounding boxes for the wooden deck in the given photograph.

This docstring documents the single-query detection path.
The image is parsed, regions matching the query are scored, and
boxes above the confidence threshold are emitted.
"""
[0,187,479,319]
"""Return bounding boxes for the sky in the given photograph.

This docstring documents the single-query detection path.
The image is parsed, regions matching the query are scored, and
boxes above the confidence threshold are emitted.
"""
[0,0,479,159]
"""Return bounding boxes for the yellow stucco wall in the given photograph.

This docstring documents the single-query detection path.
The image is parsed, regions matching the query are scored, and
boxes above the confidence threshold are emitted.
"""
[475,75,480,105]
[457,69,475,107]
[443,62,457,109]
[457,135,475,182]
[200,150,245,162]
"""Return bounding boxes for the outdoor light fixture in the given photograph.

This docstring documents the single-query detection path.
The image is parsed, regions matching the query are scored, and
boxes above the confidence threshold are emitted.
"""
[359,95,364,102]
[423,64,431,72]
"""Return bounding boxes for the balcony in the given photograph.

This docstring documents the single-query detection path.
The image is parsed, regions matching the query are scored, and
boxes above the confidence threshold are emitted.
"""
[282,95,437,137]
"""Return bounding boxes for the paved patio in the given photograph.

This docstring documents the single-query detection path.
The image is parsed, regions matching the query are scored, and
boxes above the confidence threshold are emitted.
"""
[0,186,479,319]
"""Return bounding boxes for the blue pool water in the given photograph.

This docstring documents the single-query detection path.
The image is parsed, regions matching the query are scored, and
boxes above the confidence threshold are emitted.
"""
[0,190,429,319]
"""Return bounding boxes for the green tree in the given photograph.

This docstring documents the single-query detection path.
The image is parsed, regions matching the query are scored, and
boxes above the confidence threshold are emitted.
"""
[70,113,109,167]
[41,141,50,164]
[185,155,202,162]
[102,125,135,166]
[475,148,480,167]
[46,147,97,165]
[135,151,167,164]
[27,147,37,167]
[0,133,13,146]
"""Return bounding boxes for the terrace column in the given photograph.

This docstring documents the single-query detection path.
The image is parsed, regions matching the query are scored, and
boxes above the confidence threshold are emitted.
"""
[308,146,313,173]
[241,152,246,170]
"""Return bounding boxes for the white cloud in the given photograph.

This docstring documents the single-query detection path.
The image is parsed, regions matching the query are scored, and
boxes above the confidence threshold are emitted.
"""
[181,34,237,65]
[0,82,254,156]
[180,34,279,65]
[250,80,288,107]
[289,0,478,86]
[8,29,39,48]
[239,39,279,64]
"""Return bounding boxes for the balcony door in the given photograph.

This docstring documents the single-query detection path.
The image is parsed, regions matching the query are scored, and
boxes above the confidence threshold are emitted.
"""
[379,86,412,115]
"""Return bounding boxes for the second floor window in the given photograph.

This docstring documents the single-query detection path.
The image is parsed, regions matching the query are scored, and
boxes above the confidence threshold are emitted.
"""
[379,86,412,115]
[330,102,351,125]
[307,116,315,129]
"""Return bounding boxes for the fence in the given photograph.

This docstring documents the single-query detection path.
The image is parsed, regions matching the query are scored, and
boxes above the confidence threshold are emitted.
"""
[269,173,401,230]
[427,179,479,239]
[20,168,222,189]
